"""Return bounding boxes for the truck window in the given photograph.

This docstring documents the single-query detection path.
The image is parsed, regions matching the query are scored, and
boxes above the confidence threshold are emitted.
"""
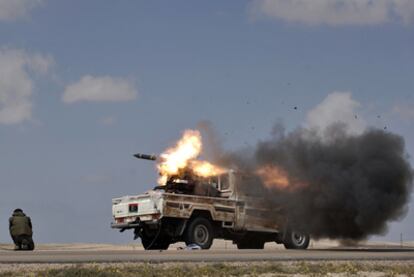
[219,174,230,191]
[210,176,219,189]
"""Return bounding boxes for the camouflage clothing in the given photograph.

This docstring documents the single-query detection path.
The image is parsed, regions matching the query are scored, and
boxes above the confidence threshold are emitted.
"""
[9,210,34,250]
[9,210,32,236]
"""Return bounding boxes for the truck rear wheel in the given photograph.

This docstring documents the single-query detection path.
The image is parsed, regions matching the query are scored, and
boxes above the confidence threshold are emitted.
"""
[184,217,214,249]
[140,228,171,250]
[283,228,310,250]
[141,234,171,250]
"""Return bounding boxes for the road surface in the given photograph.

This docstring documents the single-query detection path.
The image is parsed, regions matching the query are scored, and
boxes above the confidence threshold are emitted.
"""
[0,248,413,263]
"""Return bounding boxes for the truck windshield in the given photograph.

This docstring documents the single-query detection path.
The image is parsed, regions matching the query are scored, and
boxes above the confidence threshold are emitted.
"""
[219,174,230,190]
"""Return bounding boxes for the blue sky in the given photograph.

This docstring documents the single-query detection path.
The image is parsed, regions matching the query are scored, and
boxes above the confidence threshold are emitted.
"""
[0,0,413,243]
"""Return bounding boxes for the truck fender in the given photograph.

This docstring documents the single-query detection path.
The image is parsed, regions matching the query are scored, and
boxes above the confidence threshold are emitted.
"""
[189,209,214,221]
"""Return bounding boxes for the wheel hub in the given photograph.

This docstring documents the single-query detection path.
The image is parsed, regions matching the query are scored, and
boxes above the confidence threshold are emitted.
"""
[291,231,305,246]
[194,225,209,245]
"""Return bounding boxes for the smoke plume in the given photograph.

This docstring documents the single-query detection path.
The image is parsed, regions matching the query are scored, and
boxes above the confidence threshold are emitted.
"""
[222,123,413,240]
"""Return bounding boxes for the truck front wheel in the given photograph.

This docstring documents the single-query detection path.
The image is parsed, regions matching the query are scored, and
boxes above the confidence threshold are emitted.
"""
[184,217,214,249]
[283,228,310,250]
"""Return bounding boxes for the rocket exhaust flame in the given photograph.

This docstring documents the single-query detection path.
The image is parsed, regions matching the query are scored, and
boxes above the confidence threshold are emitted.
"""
[157,129,202,179]
[157,129,226,185]
[190,160,226,177]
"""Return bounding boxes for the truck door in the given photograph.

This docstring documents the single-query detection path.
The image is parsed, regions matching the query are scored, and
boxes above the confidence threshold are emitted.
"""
[234,201,246,230]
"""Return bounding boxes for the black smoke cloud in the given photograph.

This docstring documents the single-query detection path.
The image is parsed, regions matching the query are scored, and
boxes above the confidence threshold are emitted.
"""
[221,123,413,240]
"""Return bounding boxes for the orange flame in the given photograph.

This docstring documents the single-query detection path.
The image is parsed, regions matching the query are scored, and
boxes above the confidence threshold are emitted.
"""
[191,160,226,177]
[158,129,202,176]
[157,129,225,185]
[256,165,290,189]
[256,165,305,191]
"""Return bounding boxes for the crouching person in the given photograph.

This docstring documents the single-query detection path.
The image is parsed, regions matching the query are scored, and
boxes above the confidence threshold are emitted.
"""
[9,209,35,251]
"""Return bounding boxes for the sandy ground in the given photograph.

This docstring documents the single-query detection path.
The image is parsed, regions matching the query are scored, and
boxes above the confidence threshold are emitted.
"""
[0,240,412,275]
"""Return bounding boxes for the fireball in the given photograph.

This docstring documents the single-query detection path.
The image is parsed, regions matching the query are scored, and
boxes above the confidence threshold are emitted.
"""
[157,129,226,185]
[191,160,226,177]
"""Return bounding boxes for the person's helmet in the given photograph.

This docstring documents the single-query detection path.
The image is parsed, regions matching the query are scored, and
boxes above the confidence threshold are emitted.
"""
[13,208,23,213]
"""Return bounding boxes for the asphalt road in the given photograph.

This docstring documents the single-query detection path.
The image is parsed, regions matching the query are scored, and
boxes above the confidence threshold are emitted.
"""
[0,248,414,263]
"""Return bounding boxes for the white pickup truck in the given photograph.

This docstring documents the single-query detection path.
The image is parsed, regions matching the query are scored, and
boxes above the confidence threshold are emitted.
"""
[111,169,310,250]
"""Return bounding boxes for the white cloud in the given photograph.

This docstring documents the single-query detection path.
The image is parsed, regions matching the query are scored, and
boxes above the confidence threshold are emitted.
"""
[28,53,54,74]
[62,75,137,104]
[0,48,53,125]
[306,92,366,134]
[0,0,43,21]
[392,103,414,120]
[393,0,414,24]
[251,0,414,26]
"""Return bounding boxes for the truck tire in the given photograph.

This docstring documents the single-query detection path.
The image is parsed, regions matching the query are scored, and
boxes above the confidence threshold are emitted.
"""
[139,228,171,250]
[141,233,171,250]
[236,240,265,249]
[184,217,214,249]
[283,228,310,250]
